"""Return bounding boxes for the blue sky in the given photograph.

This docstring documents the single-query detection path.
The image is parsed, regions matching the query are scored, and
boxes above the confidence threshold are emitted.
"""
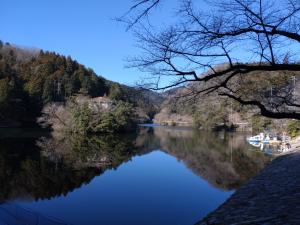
[2,1,297,87]
[0,0,176,85]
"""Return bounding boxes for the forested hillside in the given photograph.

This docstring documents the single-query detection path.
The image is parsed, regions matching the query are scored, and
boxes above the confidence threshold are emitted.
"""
[0,41,163,126]
[155,75,300,134]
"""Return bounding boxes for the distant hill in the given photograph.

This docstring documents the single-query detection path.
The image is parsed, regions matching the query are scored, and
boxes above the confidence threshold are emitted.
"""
[154,74,299,132]
[0,40,164,126]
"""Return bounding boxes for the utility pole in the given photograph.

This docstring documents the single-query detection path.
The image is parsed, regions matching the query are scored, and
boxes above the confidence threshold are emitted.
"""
[230,99,233,124]
[270,86,273,97]
[293,76,296,98]
[270,86,273,108]
[292,76,296,112]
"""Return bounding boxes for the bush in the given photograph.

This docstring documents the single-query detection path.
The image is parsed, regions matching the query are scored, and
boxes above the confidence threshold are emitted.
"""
[287,120,300,137]
[251,116,273,132]
[92,101,134,133]
[38,97,136,135]
[193,105,228,130]
[71,102,92,134]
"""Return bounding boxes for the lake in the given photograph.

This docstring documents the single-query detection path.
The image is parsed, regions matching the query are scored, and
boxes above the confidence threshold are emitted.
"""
[0,126,271,225]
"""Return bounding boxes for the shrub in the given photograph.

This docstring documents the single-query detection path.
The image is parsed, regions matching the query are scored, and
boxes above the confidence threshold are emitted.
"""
[287,120,300,137]
[38,97,136,135]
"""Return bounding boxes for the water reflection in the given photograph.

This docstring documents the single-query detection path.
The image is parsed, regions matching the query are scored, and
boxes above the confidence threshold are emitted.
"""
[37,134,137,169]
[247,141,281,155]
[0,126,271,203]
[136,127,271,190]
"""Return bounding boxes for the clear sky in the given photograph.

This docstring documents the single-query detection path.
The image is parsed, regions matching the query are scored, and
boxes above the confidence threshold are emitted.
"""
[3,1,297,87]
[0,0,175,85]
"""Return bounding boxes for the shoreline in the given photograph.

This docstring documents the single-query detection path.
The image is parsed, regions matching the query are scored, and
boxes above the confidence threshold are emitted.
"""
[196,142,300,225]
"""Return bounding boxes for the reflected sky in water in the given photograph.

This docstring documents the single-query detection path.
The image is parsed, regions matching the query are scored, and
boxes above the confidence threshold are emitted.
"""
[0,126,271,225]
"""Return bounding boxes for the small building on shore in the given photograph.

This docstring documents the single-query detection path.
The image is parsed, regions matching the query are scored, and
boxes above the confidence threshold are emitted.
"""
[89,96,114,112]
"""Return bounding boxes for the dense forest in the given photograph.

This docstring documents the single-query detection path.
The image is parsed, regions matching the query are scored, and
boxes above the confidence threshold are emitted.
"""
[0,41,163,127]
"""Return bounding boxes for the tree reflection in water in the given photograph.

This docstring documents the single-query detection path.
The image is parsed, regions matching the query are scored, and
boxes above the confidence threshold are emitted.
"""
[0,134,138,203]
[0,126,271,203]
[136,127,271,190]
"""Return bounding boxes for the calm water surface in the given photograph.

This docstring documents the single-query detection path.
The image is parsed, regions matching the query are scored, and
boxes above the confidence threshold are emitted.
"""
[0,126,271,225]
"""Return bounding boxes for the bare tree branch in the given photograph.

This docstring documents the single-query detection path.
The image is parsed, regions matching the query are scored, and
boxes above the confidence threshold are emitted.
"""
[123,0,300,119]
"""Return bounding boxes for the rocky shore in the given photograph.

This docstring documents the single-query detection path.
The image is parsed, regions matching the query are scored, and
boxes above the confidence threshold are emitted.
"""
[196,143,300,225]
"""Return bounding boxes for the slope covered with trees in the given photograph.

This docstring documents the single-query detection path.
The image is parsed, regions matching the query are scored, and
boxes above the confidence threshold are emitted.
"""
[0,41,163,127]
[155,81,299,134]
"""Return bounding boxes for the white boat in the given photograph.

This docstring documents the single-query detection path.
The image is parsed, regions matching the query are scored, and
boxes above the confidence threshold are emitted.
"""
[247,133,264,141]
[248,141,263,148]
[247,133,271,144]
[247,135,262,142]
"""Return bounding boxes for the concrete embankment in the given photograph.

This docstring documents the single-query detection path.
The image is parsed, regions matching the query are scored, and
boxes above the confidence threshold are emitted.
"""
[197,147,300,225]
